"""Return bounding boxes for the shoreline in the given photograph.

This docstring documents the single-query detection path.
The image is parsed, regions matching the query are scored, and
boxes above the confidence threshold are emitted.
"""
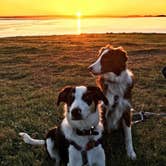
[1,32,166,39]
[0,15,166,20]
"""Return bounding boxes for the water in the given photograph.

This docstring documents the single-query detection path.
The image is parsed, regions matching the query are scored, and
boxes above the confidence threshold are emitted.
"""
[0,17,166,37]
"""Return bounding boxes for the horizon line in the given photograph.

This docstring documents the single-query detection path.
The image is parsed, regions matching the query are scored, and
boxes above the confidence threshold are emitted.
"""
[0,14,166,19]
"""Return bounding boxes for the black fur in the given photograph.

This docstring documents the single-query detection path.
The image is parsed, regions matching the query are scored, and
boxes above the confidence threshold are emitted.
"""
[162,66,166,78]
[46,126,69,164]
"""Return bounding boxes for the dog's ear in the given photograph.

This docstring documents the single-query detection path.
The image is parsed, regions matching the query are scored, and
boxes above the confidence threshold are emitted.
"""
[57,86,73,106]
[117,47,128,62]
[87,86,108,105]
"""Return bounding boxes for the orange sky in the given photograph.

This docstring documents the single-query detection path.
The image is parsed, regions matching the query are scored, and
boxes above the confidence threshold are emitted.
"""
[0,0,166,16]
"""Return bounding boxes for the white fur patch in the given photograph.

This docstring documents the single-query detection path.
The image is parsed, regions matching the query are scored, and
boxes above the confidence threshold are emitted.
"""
[106,97,130,130]
[122,120,136,160]
[46,138,59,161]
[104,69,133,98]
[89,48,110,74]
[19,132,45,145]
[61,117,105,166]
[104,70,133,130]
[69,86,89,120]
[70,86,87,111]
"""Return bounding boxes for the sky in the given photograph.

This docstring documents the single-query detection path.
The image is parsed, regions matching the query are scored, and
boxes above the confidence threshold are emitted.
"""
[0,0,166,16]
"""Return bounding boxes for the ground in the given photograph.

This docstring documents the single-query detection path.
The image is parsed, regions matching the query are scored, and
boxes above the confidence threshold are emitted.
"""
[0,33,166,166]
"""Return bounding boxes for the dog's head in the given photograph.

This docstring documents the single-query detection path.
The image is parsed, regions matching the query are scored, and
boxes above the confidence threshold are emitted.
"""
[57,86,108,128]
[88,44,128,75]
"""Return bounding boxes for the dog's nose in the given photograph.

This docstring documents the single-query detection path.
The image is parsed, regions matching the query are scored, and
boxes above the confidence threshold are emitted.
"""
[88,65,93,71]
[71,108,82,120]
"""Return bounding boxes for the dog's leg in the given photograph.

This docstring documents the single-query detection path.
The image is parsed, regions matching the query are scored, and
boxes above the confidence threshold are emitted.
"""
[94,151,105,166]
[68,146,82,166]
[46,138,60,166]
[88,146,105,166]
[122,120,136,160]
[19,132,45,145]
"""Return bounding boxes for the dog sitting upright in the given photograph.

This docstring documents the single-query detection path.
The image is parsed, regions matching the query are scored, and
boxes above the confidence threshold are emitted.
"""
[20,86,108,166]
[88,45,136,160]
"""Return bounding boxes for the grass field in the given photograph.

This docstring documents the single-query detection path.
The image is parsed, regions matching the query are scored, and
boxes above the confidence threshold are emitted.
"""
[0,33,166,166]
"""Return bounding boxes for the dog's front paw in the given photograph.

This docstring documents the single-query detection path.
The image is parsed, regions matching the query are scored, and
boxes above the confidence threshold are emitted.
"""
[127,150,136,160]
[19,132,32,144]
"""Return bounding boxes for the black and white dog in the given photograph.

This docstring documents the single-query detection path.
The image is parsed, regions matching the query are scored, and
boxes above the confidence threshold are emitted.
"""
[88,45,136,160]
[20,86,108,166]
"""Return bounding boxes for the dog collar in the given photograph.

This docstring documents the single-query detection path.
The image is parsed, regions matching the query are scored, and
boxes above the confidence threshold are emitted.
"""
[75,126,99,136]
[69,138,102,165]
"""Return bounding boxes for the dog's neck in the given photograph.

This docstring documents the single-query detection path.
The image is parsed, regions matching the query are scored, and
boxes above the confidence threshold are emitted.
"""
[98,69,133,98]
[75,126,99,136]
[62,117,103,142]
[61,111,103,148]
[102,69,132,84]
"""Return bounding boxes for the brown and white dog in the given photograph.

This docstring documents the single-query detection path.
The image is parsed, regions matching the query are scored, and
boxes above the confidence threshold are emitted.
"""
[88,44,136,160]
[19,86,108,166]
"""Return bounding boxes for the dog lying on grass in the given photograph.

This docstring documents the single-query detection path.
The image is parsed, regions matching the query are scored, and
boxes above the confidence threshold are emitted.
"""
[88,45,136,160]
[20,85,108,166]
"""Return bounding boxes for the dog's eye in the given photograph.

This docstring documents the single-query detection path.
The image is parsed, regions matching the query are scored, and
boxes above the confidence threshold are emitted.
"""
[83,95,93,105]
[67,94,75,106]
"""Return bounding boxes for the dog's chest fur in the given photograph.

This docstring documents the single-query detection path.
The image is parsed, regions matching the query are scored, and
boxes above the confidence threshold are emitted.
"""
[61,118,103,148]
[97,70,134,129]
[101,70,133,97]
[60,118,105,166]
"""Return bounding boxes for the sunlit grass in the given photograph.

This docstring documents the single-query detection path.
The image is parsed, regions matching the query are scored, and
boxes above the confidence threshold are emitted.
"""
[0,33,166,166]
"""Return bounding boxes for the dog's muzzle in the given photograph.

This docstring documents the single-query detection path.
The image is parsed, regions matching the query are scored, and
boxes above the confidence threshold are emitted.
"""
[71,108,82,120]
[88,65,93,72]
[88,66,97,76]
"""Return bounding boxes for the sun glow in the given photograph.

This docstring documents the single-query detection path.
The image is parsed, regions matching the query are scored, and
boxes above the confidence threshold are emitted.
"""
[76,12,81,18]
[0,0,166,16]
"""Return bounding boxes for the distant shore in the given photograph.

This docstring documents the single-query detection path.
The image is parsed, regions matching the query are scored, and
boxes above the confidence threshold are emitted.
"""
[1,32,166,39]
[0,14,166,20]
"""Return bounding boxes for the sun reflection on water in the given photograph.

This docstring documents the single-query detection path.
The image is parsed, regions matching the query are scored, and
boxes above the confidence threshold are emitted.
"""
[77,18,81,34]
[76,12,81,34]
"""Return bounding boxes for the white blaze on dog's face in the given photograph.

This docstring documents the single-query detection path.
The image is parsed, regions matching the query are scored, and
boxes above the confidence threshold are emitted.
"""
[88,45,128,75]
[88,48,110,74]
[57,86,108,128]
[68,86,91,120]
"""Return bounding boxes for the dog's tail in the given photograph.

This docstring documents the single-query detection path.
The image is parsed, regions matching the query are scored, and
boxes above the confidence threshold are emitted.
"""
[19,132,45,146]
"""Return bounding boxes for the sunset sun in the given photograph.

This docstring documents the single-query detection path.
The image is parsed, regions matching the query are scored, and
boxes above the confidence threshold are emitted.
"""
[76,12,81,17]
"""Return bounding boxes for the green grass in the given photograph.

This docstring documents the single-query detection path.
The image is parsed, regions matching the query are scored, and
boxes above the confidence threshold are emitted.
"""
[0,33,166,166]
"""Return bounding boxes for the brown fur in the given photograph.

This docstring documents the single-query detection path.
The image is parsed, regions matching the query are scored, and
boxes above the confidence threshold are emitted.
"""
[122,108,132,127]
[124,74,134,102]
[96,76,108,94]
[98,45,128,75]
[95,45,134,127]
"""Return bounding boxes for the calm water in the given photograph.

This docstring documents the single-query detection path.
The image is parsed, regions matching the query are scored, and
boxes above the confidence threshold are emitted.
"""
[0,17,166,37]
